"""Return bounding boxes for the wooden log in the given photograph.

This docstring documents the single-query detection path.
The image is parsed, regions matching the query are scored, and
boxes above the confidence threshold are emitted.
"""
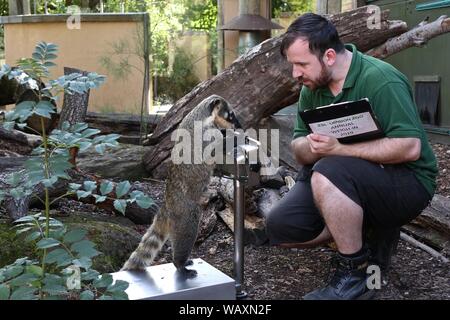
[0,168,158,224]
[0,127,42,147]
[58,67,91,129]
[217,206,268,246]
[413,194,450,236]
[142,6,408,175]
[366,15,450,59]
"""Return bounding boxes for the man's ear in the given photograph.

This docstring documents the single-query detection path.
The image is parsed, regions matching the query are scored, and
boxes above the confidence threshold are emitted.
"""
[323,49,337,66]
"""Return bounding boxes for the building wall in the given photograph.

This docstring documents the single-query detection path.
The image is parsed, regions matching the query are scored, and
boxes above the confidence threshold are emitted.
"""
[2,14,147,114]
[369,0,450,128]
[170,31,211,82]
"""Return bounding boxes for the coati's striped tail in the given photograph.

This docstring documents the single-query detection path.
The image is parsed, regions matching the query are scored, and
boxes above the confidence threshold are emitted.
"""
[121,213,169,271]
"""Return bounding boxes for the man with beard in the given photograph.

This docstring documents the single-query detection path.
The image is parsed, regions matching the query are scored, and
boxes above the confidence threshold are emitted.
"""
[265,13,437,300]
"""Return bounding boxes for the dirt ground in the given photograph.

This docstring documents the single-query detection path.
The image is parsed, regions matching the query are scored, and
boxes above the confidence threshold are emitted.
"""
[147,142,450,300]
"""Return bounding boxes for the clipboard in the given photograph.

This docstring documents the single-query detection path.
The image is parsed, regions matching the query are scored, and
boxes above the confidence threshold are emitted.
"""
[298,98,384,144]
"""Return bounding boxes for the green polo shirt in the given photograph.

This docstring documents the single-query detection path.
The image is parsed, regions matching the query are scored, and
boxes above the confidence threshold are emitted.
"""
[293,44,437,196]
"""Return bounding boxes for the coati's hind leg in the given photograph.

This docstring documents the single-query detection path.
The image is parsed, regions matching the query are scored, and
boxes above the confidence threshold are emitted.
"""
[121,214,170,271]
[170,205,202,278]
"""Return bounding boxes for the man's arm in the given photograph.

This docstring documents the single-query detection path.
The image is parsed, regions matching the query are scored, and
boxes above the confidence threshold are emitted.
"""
[306,133,421,164]
[291,136,322,165]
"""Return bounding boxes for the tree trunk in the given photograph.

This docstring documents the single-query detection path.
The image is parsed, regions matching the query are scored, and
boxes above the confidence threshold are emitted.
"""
[58,67,91,129]
[142,6,408,176]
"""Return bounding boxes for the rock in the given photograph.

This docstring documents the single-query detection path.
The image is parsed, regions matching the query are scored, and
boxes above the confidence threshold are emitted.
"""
[77,144,149,181]
[0,213,141,274]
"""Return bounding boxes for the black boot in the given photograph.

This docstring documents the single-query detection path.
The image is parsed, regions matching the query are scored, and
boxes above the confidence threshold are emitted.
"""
[366,227,400,271]
[303,249,375,300]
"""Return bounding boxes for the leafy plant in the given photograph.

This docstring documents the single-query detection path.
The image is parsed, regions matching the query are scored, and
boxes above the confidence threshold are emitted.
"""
[157,47,201,103]
[0,41,154,300]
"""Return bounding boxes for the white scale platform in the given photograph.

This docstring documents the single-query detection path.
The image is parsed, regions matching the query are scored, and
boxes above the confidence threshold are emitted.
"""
[111,258,236,300]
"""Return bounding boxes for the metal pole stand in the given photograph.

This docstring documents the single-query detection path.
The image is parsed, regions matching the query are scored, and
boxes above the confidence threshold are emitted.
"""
[233,166,248,299]
[215,131,261,300]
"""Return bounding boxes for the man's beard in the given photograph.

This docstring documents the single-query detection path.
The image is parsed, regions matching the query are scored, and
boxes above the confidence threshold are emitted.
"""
[300,62,332,91]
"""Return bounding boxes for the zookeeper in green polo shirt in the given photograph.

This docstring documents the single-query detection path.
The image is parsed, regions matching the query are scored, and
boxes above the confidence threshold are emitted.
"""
[265,13,438,300]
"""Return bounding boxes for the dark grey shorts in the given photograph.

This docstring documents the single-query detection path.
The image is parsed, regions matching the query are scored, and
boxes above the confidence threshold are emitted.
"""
[266,156,432,245]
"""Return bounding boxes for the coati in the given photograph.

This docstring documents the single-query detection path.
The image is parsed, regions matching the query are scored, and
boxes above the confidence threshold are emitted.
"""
[121,95,241,277]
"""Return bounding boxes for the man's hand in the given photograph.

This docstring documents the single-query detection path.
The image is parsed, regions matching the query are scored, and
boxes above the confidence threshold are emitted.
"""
[306,133,342,156]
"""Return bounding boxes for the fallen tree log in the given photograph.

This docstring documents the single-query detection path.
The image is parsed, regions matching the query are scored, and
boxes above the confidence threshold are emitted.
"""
[366,15,450,59]
[142,6,408,176]
[0,126,42,148]
[0,169,158,224]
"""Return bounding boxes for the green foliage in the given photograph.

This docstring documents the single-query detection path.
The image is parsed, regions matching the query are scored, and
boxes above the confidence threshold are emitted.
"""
[0,41,155,300]
[272,0,313,17]
[157,48,201,103]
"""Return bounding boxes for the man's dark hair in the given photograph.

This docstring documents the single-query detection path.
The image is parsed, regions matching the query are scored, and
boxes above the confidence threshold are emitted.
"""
[280,13,344,58]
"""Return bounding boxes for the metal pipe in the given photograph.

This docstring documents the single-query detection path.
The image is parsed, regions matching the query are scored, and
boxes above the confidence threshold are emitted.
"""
[233,164,247,299]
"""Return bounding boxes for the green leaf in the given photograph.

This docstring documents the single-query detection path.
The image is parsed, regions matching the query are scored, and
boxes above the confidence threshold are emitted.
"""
[81,270,100,281]
[25,265,43,277]
[34,100,55,119]
[24,231,42,242]
[80,128,100,138]
[93,274,113,288]
[36,238,60,249]
[76,190,92,199]
[71,240,100,258]
[42,284,67,296]
[63,228,87,244]
[68,183,82,191]
[94,143,106,155]
[113,199,127,215]
[83,181,97,192]
[0,284,10,300]
[42,274,64,286]
[14,100,36,122]
[10,187,25,200]
[43,61,57,68]
[72,256,92,270]
[93,195,107,203]
[44,53,58,60]
[31,52,43,61]
[44,249,71,265]
[10,273,40,286]
[136,195,154,209]
[71,122,88,133]
[110,291,129,300]
[6,172,22,187]
[79,290,95,300]
[2,266,24,281]
[115,181,131,198]
[10,286,38,300]
[99,181,114,195]
[107,280,129,293]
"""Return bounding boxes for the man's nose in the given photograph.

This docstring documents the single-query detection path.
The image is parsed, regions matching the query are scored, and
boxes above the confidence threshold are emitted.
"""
[292,66,303,79]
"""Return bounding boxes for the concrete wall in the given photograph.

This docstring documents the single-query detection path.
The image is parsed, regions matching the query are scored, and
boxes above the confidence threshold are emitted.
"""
[1,14,148,114]
[170,31,211,81]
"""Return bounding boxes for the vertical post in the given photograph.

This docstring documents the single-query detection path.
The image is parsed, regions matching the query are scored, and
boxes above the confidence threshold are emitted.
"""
[233,148,247,299]
[140,12,150,144]
[217,0,225,73]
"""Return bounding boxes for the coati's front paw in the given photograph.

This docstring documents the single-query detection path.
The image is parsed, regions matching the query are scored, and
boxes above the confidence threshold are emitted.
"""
[177,267,198,279]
